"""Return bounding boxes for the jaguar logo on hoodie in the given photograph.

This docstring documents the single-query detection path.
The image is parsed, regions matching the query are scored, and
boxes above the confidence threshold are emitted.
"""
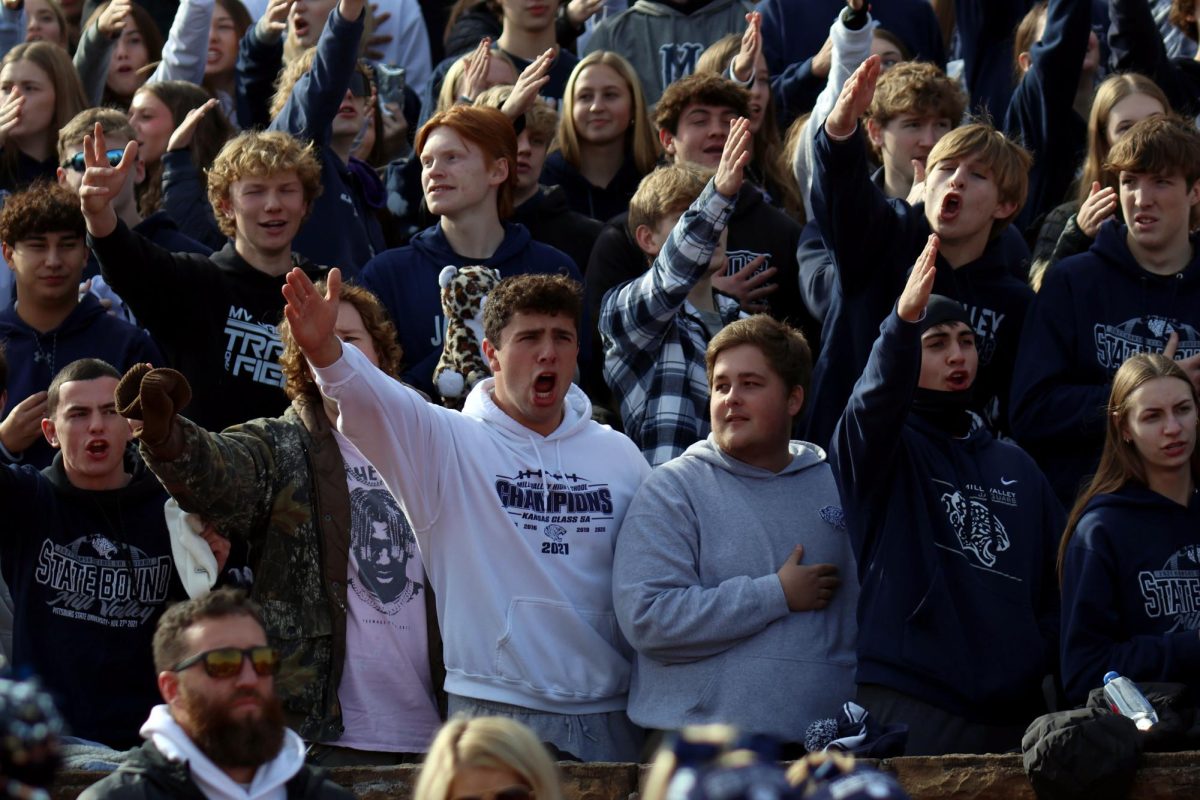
[940,489,1011,569]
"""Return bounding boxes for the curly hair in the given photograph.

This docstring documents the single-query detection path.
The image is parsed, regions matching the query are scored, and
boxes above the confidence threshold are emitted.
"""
[653,72,749,136]
[278,280,402,400]
[0,181,83,245]
[206,130,323,238]
[483,273,582,346]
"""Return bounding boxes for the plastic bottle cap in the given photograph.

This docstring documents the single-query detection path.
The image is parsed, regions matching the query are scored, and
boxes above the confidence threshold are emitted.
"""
[1103,671,1120,684]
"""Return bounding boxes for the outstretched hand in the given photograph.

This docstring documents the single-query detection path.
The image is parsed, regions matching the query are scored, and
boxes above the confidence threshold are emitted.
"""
[256,0,293,43]
[502,47,554,119]
[825,54,881,139]
[167,97,219,152]
[1077,181,1118,238]
[460,38,492,103]
[79,122,138,237]
[714,116,752,197]
[898,234,938,323]
[282,267,343,368]
[731,11,762,84]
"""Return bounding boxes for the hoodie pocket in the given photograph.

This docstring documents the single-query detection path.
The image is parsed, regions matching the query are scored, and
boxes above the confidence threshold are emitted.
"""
[494,598,630,701]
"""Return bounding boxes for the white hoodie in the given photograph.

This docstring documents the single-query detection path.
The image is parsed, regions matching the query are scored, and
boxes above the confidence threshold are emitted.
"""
[140,705,306,800]
[314,342,651,713]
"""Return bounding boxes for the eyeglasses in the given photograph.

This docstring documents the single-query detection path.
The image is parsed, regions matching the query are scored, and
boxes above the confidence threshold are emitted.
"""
[450,786,534,800]
[171,646,280,679]
[61,149,124,172]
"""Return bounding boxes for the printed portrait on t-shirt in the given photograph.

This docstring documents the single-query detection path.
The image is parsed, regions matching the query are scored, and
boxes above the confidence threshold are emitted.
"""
[348,487,422,614]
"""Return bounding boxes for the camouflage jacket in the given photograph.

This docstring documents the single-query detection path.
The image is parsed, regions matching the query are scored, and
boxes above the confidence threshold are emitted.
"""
[141,395,445,743]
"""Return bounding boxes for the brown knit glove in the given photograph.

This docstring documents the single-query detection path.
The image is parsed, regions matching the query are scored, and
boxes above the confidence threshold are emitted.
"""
[115,363,192,454]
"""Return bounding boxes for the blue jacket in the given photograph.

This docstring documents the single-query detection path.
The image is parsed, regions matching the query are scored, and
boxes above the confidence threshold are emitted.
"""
[357,222,582,396]
[1010,222,1200,506]
[1108,0,1200,118]
[0,295,162,469]
[540,151,645,224]
[268,5,384,275]
[804,127,1032,448]
[1003,0,1091,232]
[830,309,1062,723]
[1061,484,1200,705]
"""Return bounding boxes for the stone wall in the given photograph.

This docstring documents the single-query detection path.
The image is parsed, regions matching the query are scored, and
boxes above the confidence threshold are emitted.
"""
[50,753,1200,800]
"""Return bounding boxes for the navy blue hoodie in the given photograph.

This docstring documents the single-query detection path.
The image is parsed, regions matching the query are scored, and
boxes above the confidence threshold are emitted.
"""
[830,309,1062,723]
[1010,222,1200,506]
[0,451,183,749]
[1061,484,1200,705]
[357,222,581,396]
[267,5,384,275]
[540,151,645,224]
[1003,0,1091,233]
[0,295,162,469]
[804,127,1032,448]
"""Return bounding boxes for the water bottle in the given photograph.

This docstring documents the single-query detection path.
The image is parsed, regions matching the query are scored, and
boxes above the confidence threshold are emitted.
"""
[1103,671,1159,731]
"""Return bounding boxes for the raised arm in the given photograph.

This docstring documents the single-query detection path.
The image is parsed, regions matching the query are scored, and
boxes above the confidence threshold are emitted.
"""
[1108,0,1199,116]
[72,0,133,105]
[812,55,908,294]
[147,0,217,87]
[283,267,455,529]
[830,234,937,529]
[235,0,290,131]
[600,117,749,353]
[796,0,874,219]
[268,0,366,144]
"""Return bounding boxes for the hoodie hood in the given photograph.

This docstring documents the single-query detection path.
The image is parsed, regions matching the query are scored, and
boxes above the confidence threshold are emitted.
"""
[1088,222,1200,287]
[208,241,323,280]
[1081,481,1200,517]
[462,376,593,443]
[631,0,741,18]
[0,293,107,342]
[141,705,306,800]
[408,222,534,268]
[42,444,161,501]
[683,434,827,477]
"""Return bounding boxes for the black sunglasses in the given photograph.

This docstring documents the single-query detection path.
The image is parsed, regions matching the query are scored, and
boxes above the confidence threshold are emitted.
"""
[61,149,124,172]
[172,646,280,679]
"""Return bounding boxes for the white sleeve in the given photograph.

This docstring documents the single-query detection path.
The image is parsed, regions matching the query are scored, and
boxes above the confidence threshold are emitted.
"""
[797,13,876,219]
[311,340,458,530]
[148,0,217,86]
[377,0,433,96]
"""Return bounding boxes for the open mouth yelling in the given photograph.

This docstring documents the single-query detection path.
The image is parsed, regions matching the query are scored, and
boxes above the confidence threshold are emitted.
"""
[945,370,970,390]
[85,440,110,459]
[533,372,557,405]
[939,192,962,222]
[207,48,222,65]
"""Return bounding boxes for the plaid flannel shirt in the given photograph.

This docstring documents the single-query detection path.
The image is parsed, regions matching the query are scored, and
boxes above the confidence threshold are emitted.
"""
[600,180,742,466]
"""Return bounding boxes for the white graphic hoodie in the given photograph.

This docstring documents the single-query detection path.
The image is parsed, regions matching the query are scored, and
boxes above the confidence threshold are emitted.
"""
[314,342,651,713]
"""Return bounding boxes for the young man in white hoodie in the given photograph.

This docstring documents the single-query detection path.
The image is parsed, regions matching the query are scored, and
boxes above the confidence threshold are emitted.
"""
[80,589,352,800]
[282,269,652,761]
[612,314,858,746]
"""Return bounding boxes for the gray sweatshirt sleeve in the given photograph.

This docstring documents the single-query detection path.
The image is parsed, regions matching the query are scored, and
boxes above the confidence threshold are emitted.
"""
[613,470,790,663]
[73,20,114,106]
[797,12,875,220]
[148,0,217,86]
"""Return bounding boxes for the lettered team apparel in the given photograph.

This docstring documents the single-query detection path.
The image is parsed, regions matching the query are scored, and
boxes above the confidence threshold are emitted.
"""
[312,343,651,742]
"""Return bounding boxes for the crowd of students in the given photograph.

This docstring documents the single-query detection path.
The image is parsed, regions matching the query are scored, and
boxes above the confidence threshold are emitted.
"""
[1,0,1199,783]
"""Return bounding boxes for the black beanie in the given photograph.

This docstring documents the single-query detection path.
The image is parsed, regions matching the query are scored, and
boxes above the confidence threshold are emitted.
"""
[919,295,973,336]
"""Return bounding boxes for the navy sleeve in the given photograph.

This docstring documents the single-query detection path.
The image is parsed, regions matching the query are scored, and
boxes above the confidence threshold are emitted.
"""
[1004,0,1092,230]
[810,126,913,295]
[1107,0,1200,116]
[829,309,920,557]
[160,150,227,251]
[235,24,283,132]
[771,57,822,129]
[269,6,365,143]
[954,0,1029,120]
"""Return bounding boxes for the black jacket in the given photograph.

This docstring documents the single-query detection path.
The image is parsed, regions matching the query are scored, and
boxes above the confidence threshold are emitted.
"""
[78,741,353,800]
[513,186,604,280]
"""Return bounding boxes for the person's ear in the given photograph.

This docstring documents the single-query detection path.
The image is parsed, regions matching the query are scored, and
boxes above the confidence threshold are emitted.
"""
[489,157,509,187]
[482,337,501,372]
[992,196,1019,221]
[218,197,234,220]
[56,167,69,188]
[158,671,180,704]
[1187,178,1200,207]
[1,242,14,265]
[787,384,805,418]
[1017,50,1033,74]
[659,128,676,157]
[865,117,884,148]
[633,223,661,256]
[41,417,59,448]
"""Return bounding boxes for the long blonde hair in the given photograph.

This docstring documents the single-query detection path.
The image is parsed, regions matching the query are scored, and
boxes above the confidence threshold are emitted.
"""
[1076,73,1170,205]
[1058,353,1200,580]
[0,42,87,188]
[414,717,563,800]
[555,50,659,176]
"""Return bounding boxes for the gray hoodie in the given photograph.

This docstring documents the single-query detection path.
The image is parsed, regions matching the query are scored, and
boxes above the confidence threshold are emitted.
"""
[612,435,858,739]
[583,0,755,103]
